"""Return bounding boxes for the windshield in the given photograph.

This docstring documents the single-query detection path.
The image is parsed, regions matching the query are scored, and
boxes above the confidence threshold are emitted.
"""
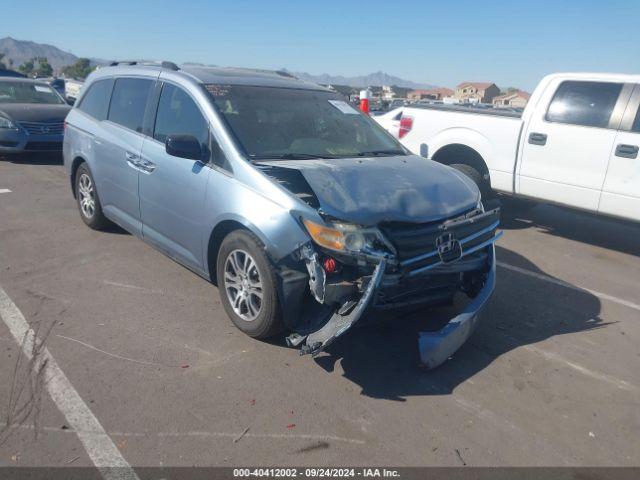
[205,85,405,160]
[0,81,65,105]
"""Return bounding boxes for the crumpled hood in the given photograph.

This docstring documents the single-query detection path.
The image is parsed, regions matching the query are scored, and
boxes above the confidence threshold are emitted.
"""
[258,155,480,225]
[0,103,71,123]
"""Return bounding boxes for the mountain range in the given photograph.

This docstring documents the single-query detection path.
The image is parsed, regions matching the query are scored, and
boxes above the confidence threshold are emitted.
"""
[0,37,101,71]
[0,37,434,88]
[287,70,436,89]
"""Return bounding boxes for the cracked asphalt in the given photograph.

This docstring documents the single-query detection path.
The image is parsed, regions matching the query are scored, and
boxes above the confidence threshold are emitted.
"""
[0,153,639,468]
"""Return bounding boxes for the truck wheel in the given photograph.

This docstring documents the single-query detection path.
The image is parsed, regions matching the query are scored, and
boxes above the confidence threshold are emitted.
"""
[449,163,494,201]
[217,230,284,339]
[75,163,111,230]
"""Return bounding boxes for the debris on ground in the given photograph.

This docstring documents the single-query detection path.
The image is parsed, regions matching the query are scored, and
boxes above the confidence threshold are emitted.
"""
[233,427,250,443]
[455,448,466,466]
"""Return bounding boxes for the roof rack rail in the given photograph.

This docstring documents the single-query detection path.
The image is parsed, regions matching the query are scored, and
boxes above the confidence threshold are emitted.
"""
[109,60,180,71]
[275,70,295,78]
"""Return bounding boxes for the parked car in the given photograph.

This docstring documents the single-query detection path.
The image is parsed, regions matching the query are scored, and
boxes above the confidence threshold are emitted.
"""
[63,78,84,103]
[63,62,501,368]
[0,68,26,78]
[47,78,66,97]
[388,98,407,109]
[0,77,71,155]
[375,73,640,222]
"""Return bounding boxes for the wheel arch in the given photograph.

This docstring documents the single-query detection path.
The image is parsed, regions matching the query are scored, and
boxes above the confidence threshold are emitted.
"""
[206,217,274,286]
[70,156,87,198]
[431,143,490,184]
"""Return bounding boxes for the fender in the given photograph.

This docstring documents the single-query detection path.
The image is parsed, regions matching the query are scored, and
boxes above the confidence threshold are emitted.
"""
[428,127,492,166]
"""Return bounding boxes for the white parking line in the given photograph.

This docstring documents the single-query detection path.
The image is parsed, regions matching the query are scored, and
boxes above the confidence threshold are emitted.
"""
[0,189,11,193]
[498,261,640,312]
[0,286,139,480]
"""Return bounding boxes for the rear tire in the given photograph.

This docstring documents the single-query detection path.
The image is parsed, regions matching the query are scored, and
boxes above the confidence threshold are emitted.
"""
[449,163,494,201]
[75,163,110,230]
[217,230,283,339]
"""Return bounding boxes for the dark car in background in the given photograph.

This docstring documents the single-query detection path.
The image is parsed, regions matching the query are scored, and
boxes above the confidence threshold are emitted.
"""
[0,68,26,78]
[0,77,71,155]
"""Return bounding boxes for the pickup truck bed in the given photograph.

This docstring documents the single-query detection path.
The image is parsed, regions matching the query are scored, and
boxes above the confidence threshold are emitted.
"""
[379,104,525,194]
[375,72,640,222]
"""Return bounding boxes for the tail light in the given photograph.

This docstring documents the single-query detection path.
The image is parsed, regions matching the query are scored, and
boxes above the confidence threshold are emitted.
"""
[399,115,413,139]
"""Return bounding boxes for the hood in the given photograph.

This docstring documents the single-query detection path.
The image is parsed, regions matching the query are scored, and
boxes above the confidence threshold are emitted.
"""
[0,103,71,123]
[257,155,480,225]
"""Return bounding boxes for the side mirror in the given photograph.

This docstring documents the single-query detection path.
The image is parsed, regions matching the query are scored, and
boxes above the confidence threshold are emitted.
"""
[419,143,429,158]
[165,134,203,161]
[66,97,76,106]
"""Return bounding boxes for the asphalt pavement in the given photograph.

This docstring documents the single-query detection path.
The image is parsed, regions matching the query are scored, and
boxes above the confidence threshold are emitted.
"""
[0,154,638,469]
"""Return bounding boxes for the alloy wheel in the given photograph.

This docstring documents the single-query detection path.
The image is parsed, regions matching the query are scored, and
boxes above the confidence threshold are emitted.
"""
[223,249,263,321]
[78,173,96,219]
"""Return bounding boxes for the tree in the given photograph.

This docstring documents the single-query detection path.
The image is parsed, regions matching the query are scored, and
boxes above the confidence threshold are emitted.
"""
[17,57,53,77]
[61,58,95,79]
[18,58,34,76]
[35,57,53,77]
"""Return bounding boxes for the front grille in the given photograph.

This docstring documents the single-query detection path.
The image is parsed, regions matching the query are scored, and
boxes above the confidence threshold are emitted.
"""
[18,121,64,135]
[381,208,500,272]
[24,141,62,151]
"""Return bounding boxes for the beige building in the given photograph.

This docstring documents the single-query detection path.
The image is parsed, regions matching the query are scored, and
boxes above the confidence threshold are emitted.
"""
[407,87,454,101]
[492,90,531,108]
[454,82,500,104]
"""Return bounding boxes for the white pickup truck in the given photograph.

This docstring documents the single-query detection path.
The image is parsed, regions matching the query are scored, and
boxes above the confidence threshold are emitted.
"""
[375,73,640,222]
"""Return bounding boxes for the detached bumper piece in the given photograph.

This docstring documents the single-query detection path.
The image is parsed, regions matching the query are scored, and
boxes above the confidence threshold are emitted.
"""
[418,246,496,369]
[294,259,386,356]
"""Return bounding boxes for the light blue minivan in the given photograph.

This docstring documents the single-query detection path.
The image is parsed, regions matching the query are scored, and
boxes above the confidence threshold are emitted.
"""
[63,61,501,368]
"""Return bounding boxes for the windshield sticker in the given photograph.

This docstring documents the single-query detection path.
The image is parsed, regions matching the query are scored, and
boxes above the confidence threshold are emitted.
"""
[205,84,230,97]
[34,85,51,93]
[328,100,359,114]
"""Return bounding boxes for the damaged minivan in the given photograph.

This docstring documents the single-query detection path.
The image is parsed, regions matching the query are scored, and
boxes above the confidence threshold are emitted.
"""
[63,62,501,369]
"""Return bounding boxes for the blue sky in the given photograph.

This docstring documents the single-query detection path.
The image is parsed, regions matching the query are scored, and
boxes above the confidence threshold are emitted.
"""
[4,0,639,90]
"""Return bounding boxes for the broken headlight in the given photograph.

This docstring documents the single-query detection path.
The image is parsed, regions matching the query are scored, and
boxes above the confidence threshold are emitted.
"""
[302,218,392,256]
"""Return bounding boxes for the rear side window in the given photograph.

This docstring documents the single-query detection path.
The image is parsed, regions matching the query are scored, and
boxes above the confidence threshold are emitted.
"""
[77,78,114,120]
[546,81,622,128]
[153,83,209,149]
[107,78,153,133]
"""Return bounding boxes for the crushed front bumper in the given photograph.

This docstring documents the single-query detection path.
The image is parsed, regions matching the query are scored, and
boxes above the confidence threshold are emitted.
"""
[291,244,496,369]
[290,209,500,368]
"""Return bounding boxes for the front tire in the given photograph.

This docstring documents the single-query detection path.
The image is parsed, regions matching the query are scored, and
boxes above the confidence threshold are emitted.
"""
[217,230,283,339]
[75,163,110,230]
[449,163,494,201]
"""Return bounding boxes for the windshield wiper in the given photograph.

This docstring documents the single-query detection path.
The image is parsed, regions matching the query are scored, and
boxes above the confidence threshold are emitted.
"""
[356,150,406,157]
[251,153,336,160]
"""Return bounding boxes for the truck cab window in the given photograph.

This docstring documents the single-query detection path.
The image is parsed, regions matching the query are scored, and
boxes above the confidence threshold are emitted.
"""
[546,81,622,128]
[632,106,640,133]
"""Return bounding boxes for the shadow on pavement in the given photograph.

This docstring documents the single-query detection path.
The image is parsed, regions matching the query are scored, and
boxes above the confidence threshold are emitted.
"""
[500,203,640,257]
[313,246,607,401]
